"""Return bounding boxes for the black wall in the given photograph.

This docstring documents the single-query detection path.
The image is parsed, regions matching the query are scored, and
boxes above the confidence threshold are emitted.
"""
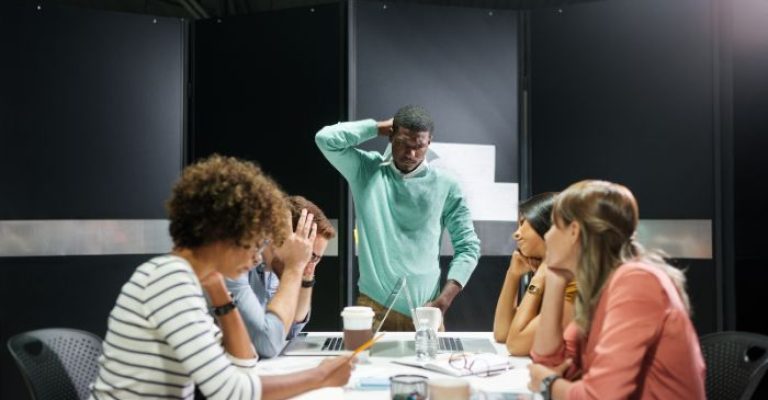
[528,0,718,334]
[732,0,768,335]
[190,3,347,330]
[0,3,185,399]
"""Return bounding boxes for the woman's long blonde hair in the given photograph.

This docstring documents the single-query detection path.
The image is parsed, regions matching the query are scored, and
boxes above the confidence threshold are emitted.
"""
[553,180,691,333]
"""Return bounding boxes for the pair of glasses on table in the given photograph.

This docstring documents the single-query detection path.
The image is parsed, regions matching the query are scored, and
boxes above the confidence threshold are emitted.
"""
[448,352,512,377]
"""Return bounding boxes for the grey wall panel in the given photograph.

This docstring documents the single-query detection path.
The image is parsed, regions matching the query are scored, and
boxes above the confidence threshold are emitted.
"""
[0,3,184,219]
[529,0,717,333]
[355,0,519,183]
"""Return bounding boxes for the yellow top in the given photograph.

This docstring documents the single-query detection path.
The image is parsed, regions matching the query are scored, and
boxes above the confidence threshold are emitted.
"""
[564,281,578,303]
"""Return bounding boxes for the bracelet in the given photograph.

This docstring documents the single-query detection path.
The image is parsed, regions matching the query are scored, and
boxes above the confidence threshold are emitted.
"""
[527,283,541,295]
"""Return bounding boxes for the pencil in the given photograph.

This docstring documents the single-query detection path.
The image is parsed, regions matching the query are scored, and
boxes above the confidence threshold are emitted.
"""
[351,332,385,357]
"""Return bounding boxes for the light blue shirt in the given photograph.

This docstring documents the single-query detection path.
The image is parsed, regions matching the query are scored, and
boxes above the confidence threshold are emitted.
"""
[226,264,309,358]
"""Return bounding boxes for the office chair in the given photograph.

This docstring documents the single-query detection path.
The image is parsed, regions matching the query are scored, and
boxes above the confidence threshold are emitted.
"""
[700,331,768,400]
[7,328,102,400]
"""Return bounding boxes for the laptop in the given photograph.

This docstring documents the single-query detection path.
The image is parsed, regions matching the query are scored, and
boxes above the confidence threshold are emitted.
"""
[280,277,406,356]
[280,277,497,356]
[370,278,498,357]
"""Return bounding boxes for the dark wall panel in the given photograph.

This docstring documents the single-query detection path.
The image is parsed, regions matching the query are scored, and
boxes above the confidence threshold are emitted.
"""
[529,0,717,333]
[190,4,347,330]
[733,0,768,335]
[530,0,714,219]
[190,4,346,217]
[0,3,185,398]
[355,0,519,182]
[353,0,520,331]
[0,3,184,219]
[0,255,157,400]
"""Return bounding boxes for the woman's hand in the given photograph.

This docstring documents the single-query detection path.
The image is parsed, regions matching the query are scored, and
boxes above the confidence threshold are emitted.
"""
[318,355,356,388]
[509,250,534,277]
[527,359,572,392]
[199,271,230,306]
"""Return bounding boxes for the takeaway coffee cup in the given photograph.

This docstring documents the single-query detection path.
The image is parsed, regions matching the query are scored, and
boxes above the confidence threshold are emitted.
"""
[414,306,442,331]
[341,306,374,350]
[428,378,471,400]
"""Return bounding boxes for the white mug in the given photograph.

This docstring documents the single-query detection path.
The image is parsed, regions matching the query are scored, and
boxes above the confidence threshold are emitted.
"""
[414,306,442,331]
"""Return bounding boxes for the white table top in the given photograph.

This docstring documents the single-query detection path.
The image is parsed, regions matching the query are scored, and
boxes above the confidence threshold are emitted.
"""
[255,332,535,399]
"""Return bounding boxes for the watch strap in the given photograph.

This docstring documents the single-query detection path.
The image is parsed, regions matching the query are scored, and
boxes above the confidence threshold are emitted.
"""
[301,278,315,288]
[212,300,237,316]
[541,374,560,400]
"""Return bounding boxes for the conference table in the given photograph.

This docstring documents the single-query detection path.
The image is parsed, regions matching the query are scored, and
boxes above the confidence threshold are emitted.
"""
[255,332,535,399]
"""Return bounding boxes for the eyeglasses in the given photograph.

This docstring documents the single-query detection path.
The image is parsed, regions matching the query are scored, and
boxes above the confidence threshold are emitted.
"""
[448,352,509,377]
[242,239,270,258]
[309,252,322,264]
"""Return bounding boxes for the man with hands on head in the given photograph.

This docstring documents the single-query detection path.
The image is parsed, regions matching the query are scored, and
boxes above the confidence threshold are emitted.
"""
[315,105,481,331]
[227,196,335,358]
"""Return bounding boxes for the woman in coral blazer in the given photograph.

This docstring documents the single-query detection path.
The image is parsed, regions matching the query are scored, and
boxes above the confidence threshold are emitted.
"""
[527,180,705,400]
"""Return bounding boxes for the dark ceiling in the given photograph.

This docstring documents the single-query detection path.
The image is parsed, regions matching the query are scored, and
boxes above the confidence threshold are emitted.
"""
[40,0,601,19]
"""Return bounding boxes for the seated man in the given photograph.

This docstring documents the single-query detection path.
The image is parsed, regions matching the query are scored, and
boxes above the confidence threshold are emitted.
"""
[227,195,336,358]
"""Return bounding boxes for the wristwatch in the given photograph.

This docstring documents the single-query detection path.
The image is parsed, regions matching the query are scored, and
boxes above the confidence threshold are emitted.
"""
[212,299,237,316]
[301,276,315,288]
[540,374,560,400]
[527,283,541,295]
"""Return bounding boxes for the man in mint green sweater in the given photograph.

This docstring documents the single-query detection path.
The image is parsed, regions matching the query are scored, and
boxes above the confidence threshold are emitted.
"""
[315,105,481,330]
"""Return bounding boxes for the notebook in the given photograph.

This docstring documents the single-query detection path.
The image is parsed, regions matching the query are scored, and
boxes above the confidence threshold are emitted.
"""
[280,277,406,356]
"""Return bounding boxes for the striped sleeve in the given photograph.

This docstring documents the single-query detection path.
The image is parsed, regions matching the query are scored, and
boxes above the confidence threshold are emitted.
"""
[144,263,262,400]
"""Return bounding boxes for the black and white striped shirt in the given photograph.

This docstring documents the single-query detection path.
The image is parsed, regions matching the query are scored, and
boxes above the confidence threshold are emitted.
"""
[90,255,262,399]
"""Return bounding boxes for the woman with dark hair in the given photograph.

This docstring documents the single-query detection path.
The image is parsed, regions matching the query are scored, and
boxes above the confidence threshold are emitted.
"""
[90,155,353,400]
[528,180,705,400]
[493,193,577,356]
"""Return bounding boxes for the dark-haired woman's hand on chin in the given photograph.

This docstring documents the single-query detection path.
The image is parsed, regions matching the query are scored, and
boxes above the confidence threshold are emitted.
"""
[318,355,355,388]
[510,250,534,277]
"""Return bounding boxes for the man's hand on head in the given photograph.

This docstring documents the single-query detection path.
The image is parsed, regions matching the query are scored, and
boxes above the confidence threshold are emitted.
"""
[377,118,393,137]
[274,209,316,275]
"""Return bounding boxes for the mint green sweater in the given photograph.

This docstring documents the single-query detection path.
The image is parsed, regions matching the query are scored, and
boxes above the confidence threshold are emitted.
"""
[316,119,481,315]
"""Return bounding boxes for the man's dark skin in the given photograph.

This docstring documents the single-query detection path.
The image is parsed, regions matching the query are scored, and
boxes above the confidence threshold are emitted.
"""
[376,118,463,315]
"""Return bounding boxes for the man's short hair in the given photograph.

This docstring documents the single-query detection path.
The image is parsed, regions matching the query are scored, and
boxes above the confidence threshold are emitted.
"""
[288,195,336,240]
[392,105,434,136]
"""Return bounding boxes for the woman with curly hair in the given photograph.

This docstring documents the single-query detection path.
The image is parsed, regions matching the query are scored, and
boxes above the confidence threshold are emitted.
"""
[493,192,577,356]
[90,155,353,400]
[527,180,705,400]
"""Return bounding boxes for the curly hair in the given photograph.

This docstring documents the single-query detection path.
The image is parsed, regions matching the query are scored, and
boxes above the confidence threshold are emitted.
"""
[166,154,289,249]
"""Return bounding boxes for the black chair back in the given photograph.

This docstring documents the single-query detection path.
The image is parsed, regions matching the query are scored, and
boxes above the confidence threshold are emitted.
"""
[7,328,102,400]
[700,331,768,400]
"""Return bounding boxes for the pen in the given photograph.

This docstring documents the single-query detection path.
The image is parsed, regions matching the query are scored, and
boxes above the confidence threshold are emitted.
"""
[351,332,385,357]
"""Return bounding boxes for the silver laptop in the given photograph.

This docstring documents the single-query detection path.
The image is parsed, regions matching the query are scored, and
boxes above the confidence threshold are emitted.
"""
[369,278,497,357]
[281,276,497,356]
[280,277,406,356]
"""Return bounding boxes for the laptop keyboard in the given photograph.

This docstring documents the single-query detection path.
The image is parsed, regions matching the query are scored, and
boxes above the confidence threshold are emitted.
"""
[439,337,464,352]
[321,336,463,352]
[322,337,344,351]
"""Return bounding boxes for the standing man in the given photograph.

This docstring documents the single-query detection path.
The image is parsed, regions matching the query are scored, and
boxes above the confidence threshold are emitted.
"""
[227,196,336,358]
[316,105,480,331]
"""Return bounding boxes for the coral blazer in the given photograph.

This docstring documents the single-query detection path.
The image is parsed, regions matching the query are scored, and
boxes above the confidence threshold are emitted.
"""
[532,262,706,399]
